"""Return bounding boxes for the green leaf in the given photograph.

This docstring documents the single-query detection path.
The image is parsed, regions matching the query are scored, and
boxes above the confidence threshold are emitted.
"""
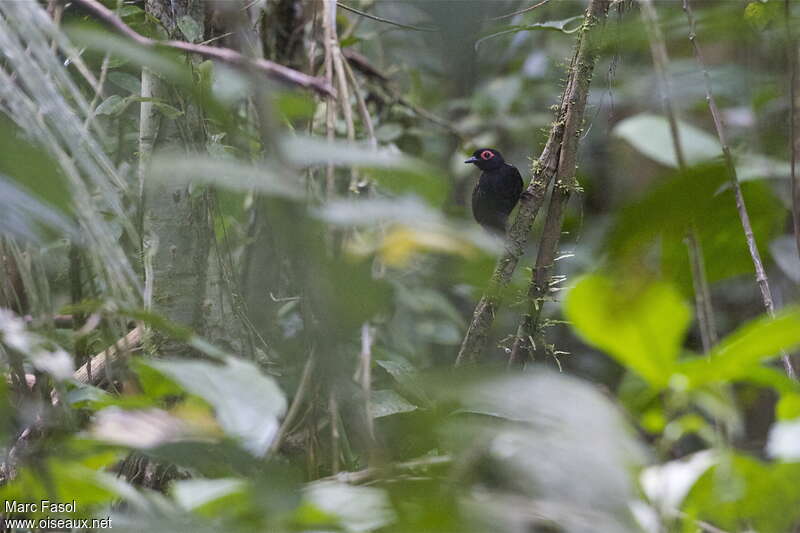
[94,94,130,116]
[0,115,73,218]
[683,453,800,532]
[613,113,721,168]
[146,357,287,456]
[375,123,404,143]
[607,164,784,289]
[680,307,800,386]
[177,14,203,43]
[151,101,184,119]
[148,152,302,199]
[282,137,447,204]
[107,71,141,93]
[117,5,144,18]
[564,274,690,388]
[275,92,315,120]
[67,27,191,85]
[451,373,645,532]
[370,389,417,418]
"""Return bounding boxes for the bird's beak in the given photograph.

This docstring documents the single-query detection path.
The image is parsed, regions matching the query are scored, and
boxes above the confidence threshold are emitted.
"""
[464,157,478,164]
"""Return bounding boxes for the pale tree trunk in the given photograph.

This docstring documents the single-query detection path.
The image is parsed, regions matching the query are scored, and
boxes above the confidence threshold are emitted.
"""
[142,0,211,359]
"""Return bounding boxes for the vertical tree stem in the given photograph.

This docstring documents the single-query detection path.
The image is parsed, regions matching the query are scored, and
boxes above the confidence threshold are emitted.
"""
[640,0,717,354]
[787,0,800,262]
[683,0,796,378]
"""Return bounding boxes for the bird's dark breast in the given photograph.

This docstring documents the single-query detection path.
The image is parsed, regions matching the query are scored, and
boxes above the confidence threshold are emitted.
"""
[471,165,524,232]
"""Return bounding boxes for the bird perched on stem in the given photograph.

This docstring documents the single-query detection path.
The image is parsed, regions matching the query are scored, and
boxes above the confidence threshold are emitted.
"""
[465,148,524,233]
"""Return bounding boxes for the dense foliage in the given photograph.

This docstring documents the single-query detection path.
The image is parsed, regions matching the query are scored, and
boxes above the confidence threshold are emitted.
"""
[2,0,800,532]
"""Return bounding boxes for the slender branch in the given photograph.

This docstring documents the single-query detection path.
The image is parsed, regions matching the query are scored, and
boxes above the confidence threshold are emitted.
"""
[343,57,377,148]
[67,0,335,96]
[640,0,717,353]
[358,323,376,443]
[787,0,800,262]
[321,455,452,485]
[489,0,552,22]
[329,389,341,473]
[73,325,142,385]
[323,0,337,197]
[456,0,611,366]
[683,0,796,378]
[270,351,316,454]
[336,2,436,32]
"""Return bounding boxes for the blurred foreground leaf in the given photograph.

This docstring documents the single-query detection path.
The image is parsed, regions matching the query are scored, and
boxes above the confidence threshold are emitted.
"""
[683,453,800,533]
[448,372,645,533]
[146,357,287,456]
[303,481,395,533]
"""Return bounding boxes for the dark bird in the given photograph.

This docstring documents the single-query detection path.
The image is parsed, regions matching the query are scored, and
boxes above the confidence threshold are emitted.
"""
[465,148,524,233]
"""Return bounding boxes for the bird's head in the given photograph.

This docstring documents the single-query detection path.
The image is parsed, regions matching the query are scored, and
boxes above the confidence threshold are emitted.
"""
[464,148,505,170]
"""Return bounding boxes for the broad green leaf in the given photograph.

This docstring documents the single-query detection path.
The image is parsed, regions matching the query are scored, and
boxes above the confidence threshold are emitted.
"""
[95,94,130,116]
[613,113,721,168]
[453,372,644,532]
[375,123,404,142]
[564,274,690,387]
[67,27,191,85]
[282,137,447,204]
[0,177,77,242]
[0,115,72,217]
[146,357,287,456]
[608,164,783,289]
[680,307,800,386]
[777,392,800,420]
[177,15,203,43]
[370,389,417,418]
[683,453,800,532]
[107,71,142,93]
[148,152,302,199]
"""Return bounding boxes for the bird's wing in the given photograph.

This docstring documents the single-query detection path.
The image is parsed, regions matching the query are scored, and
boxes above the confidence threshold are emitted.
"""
[497,165,524,214]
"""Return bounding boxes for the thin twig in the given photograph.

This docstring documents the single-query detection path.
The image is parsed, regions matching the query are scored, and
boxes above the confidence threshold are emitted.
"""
[359,323,376,443]
[270,351,316,454]
[343,57,377,148]
[456,0,611,366]
[322,0,337,198]
[489,0,552,22]
[320,455,452,484]
[336,2,436,32]
[787,0,800,262]
[82,0,121,131]
[329,389,340,473]
[73,325,142,385]
[640,0,717,353]
[342,49,463,139]
[683,0,796,378]
[67,0,334,96]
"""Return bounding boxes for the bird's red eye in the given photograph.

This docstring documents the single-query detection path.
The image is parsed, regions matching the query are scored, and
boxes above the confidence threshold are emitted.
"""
[480,150,494,160]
